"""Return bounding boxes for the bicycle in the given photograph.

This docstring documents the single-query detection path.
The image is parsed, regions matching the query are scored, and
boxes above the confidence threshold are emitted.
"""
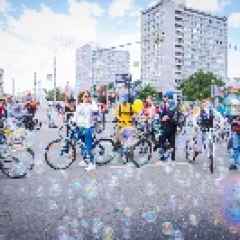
[200,127,214,173]
[92,119,152,167]
[184,121,201,163]
[150,117,175,161]
[45,118,112,170]
[0,124,34,178]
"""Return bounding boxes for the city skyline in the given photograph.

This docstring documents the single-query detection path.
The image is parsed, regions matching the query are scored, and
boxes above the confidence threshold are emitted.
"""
[0,0,240,93]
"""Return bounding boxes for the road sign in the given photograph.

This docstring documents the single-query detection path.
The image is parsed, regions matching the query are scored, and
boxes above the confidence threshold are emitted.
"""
[115,74,131,84]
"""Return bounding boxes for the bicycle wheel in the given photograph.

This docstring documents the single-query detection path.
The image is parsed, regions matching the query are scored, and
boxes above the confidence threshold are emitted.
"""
[208,140,214,174]
[185,140,194,162]
[1,146,34,179]
[45,138,76,170]
[132,138,152,167]
[92,139,115,166]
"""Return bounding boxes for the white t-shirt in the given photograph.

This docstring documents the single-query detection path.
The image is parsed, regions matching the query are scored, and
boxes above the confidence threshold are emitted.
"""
[74,102,98,128]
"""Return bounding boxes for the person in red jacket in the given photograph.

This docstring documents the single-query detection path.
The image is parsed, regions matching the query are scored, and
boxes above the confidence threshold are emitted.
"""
[0,98,6,119]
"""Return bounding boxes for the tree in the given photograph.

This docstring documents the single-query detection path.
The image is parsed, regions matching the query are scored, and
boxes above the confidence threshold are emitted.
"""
[178,70,225,101]
[45,88,65,101]
[107,82,114,90]
[137,83,157,100]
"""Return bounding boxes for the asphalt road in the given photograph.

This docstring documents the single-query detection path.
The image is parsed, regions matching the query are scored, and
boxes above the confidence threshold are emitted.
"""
[0,107,240,240]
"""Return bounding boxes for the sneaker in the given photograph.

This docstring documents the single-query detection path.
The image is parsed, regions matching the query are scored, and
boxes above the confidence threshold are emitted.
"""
[229,164,237,170]
[85,163,96,172]
[78,161,88,167]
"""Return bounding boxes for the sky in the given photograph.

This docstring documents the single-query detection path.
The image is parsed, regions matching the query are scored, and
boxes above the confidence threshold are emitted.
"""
[0,0,240,94]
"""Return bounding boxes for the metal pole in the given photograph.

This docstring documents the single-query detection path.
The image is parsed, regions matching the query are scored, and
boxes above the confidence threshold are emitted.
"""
[54,56,57,102]
[34,72,37,100]
[12,78,15,98]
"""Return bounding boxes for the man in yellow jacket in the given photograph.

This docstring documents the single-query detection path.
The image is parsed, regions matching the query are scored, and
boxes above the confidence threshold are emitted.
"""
[113,94,135,148]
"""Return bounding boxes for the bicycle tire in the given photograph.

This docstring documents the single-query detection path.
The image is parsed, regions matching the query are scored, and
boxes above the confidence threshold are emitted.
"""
[45,138,76,170]
[132,138,152,167]
[92,139,115,166]
[1,147,34,179]
[209,141,214,174]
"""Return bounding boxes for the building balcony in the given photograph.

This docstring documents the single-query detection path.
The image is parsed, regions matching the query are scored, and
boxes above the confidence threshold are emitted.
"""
[175,17,184,23]
[175,54,184,59]
[175,10,183,15]
[175,61,183,66]
[176,30,184,36]
[175,43,184,48]
[175,47,184,54]
[175,23,184,29]
[175,72,182,77]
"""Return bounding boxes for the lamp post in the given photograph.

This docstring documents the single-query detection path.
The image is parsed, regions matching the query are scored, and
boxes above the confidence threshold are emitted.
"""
[0,68,4,97]
[34,72,37,100]
[12,78,15,98]
[53,56,57,102]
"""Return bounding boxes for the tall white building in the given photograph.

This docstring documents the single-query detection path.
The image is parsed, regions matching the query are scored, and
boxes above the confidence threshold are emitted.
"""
[76,44,130,92]
[141,0,228,91]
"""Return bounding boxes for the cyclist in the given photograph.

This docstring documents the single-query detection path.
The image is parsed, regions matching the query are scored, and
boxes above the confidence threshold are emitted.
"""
[73,90,98,171]
[228,115,240,170]
[198,104,213,151]
[137,96,156,136]
[64,96,76,123]
[0,98,7,128]
[184,106,202,162]
[142,96,156,120]
[114,94,135,149]
[158,95,177,161]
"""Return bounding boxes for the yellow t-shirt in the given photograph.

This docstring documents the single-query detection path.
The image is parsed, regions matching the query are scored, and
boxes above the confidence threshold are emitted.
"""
[115,103,134,129]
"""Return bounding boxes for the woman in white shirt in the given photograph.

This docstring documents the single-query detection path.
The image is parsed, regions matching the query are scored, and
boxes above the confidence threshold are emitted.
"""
[74,91,98,171]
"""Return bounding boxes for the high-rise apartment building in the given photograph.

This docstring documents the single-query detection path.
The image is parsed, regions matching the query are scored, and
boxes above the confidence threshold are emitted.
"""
[141,0,228,91]
[76,44,129,92]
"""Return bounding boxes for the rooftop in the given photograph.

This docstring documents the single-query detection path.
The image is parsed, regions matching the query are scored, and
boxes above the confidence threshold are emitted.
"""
[141,0,227,22]
[184,7,227,21]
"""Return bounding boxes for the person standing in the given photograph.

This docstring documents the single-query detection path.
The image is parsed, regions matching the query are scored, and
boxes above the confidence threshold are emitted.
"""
[228,115,240,170]
[159,95,177,161]
[73,91,98,171]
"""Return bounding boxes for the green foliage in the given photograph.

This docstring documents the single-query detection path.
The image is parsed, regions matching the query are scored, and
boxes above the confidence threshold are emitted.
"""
[107,82,114,90]
[45,88,65,101]
[137,83,157,100]
[178,70,225,101]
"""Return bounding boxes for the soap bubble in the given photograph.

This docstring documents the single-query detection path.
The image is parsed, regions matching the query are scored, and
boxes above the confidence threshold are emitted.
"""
[142,210,157,223]
[162,221,174,236]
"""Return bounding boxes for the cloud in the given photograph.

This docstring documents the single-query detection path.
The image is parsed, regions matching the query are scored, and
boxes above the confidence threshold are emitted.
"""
[185,0,231,13]
[0,0,9,13]
[228,49,240,78]
[229,12,240,28]
[0,0,104,93]
[108,0,135,17]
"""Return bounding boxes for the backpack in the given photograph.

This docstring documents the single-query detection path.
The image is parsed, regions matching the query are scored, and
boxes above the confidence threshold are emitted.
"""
[118,104,133,117]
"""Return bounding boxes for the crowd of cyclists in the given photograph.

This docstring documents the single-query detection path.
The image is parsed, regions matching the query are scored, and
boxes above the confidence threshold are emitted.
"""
[0,86,239,174]
[0,92,39,131]
[47,86,240,172]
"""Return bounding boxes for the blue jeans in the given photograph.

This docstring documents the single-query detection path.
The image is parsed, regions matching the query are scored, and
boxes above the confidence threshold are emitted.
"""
[229,133,240,166]
[74,127,95,164]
